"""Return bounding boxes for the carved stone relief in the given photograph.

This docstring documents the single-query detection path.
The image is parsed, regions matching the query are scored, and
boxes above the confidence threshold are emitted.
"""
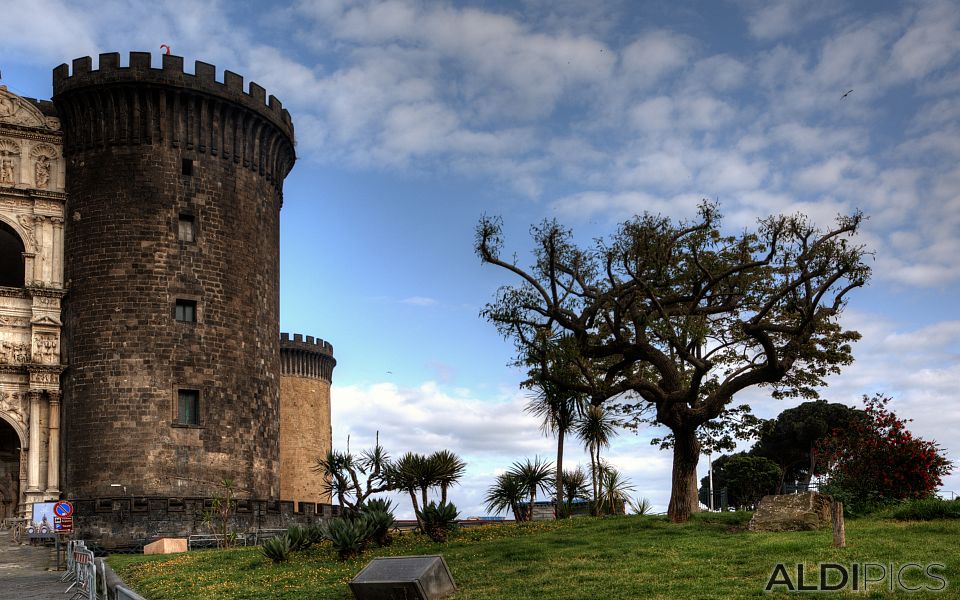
[32,333,58,365]
[0,341,30,365]
[0,391,25,423]
[29,144,58,190]
[0,139,19,185]
[15,213,38,249]
[28,371,57,386]
[0,87,49,129]
[0,316,30,328]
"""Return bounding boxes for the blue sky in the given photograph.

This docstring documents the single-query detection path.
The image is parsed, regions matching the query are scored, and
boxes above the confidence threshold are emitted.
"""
[4,0,959,517]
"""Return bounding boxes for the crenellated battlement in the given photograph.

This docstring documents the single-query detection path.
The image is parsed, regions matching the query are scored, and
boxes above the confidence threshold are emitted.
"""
[280,332,336,382]
[280,332,334,356]
[53,52,293,138]
[52,52,296,189]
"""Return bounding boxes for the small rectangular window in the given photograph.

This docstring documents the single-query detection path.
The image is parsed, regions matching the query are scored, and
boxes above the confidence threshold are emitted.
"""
[175,299,197,323]
[182,158,194,176]
[178,214,195,242]
[177,390,200,425]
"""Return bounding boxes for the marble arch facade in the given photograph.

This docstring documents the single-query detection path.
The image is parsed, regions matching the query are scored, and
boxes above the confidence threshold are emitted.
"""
[0,84,65,518]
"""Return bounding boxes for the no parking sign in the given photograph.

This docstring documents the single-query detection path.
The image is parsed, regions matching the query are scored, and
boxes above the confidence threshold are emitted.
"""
[53,500,74,518]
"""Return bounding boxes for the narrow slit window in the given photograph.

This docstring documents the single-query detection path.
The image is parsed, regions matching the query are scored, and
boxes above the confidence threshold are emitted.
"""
[177,390,200,425]
[175,299,197,323]
[182,158,194,176]
[178,214,195,242]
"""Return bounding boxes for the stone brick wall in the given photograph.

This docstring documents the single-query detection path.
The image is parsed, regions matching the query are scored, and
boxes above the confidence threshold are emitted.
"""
[279,333,335,505]
[71,496,340,548]
[54,52,295,500]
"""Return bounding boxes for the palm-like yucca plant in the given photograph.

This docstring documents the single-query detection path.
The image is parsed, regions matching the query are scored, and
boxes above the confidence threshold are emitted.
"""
[596,462,635,516]
[628,496,654,516]
[484,472,527,521]
[429,450,467,504]
[313,434,392,513]
[508,457,554,521]
[559,467,591,517]
[576,404,618,509]
[388,451,432,530]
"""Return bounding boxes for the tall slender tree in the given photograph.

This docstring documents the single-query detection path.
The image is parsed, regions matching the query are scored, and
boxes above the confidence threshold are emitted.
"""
[525,380,584,516]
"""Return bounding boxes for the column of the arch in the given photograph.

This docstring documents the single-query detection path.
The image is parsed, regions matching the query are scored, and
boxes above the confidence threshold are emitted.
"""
[51,217,64,287]
[45,393,60,495]
[25,391,42,493]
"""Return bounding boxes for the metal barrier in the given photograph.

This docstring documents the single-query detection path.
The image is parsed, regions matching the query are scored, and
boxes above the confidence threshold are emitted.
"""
[66,546,96,600]
[187,533,252,550]
[116,585,149,600]
[254,528,287,544]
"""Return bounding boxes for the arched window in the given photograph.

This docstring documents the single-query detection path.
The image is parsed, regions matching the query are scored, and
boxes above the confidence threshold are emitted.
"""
[0,222,25,287]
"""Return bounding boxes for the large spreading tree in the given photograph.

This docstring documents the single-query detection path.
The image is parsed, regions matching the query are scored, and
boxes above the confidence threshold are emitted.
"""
[476,203,869,522]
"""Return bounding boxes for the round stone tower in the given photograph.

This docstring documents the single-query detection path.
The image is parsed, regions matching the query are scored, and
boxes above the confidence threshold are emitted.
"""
[53,52,295,499]
[279,333,335,504]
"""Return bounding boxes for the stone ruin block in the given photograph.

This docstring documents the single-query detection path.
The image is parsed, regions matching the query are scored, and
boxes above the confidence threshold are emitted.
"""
[143,538,188,555]
[749,491,833,532]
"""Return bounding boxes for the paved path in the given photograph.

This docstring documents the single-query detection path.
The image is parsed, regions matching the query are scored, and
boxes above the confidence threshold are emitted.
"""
[0,533,70,600]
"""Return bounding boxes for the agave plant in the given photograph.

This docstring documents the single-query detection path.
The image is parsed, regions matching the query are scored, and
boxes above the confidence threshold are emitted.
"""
[323,515,374,561]
[285,525,313,551]
[362,498,396,546]
[260,534,291,564]
[421,501,459,543]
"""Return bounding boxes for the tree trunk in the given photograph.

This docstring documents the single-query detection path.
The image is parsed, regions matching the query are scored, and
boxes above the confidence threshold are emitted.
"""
[589,443,598,515]
[555,428,564,518]
[668,427,702,522]
[803,445,816,488]
[831,500,845,547]
[408,490,423,530]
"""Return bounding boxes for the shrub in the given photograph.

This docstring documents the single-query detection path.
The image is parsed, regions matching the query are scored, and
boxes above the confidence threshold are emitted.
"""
[323,516,374,561]
[629,497,653,516]
[885,498,960,521]
[260,534,291,564]
[817,394,952,512]
[422,501,459,543]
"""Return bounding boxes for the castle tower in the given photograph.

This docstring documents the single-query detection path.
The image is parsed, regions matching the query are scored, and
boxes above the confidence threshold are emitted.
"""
[279,333,335,504]
[53,52,295,499]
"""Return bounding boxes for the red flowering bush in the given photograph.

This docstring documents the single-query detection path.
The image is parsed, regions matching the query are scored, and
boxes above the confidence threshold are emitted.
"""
[816,393,952,510]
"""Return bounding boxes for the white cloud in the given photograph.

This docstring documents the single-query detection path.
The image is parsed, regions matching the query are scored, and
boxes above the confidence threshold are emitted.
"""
[401,296,438,307]
[619,31,694,86]
[889,0,960,81]
[745,0,841,41]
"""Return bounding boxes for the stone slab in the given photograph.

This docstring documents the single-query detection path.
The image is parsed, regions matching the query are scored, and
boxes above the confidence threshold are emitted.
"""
[143,537,187,555]
[749,492,833,532]
[349,555,456,600]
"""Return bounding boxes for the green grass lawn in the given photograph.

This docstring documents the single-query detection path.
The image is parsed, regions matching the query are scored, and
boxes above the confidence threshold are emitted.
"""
[108,513,959,599]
